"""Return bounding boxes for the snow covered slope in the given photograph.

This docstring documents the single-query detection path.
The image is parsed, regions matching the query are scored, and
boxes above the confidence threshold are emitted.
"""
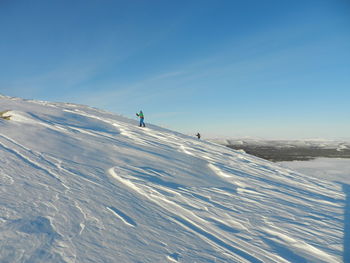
[0,95,346,262]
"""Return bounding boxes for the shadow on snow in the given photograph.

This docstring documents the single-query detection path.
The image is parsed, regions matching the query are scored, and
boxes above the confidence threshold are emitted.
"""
[342,183,350,263]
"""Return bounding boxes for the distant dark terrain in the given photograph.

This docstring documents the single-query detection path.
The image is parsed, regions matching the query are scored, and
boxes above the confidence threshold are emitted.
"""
[227,145,350,162]
[212,140,350,162]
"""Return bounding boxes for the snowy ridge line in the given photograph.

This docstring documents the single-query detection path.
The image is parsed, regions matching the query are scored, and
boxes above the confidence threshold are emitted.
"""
[27,110,120,141]
[106,207,137,227]
[0,96,344,262]
[108,137,342,262]
[261,227,339,263]
[205,147,343,209]
[228,155,343,202]
[0,133,35,152]
[63,108,128,136]
[5,109,123,148]
[112,156,341,262]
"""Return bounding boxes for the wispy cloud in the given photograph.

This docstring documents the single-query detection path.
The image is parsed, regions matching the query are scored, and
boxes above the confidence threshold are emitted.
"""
[1,62,102,99]
[74,69,190,105]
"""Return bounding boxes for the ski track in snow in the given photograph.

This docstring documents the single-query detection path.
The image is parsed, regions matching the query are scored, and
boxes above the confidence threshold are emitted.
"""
[0,96,346,263]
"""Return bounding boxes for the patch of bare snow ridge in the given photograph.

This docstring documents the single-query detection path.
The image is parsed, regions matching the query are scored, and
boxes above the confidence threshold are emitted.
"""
[0,95,346,263]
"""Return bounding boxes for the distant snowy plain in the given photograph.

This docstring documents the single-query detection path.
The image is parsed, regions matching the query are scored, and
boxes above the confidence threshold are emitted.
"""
[279,158,350,185]
[0,95,347,262]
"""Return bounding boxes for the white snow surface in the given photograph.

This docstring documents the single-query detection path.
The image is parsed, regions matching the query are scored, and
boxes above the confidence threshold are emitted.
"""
[279,158,350,185]
[0,95,346,262]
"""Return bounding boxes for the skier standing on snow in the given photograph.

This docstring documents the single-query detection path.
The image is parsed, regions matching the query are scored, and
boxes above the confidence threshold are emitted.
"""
[196,133,201,139]
[136,110,146,127]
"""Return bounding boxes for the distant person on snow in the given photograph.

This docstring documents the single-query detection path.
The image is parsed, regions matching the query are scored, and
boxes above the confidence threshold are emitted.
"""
[136,110,146,127]
[196,133,201,139]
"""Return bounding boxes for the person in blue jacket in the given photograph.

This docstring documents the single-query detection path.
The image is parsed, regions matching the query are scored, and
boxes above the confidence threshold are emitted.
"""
[136,110,146,127]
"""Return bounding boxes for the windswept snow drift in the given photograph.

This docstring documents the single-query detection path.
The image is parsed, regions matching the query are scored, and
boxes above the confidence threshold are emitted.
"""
[0,95,345,262]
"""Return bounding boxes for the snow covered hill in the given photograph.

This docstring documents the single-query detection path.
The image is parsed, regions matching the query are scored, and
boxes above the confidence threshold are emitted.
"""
[0,95,346,262]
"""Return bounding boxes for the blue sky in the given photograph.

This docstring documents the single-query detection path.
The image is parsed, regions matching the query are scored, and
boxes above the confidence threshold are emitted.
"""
[1,0,349,139]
